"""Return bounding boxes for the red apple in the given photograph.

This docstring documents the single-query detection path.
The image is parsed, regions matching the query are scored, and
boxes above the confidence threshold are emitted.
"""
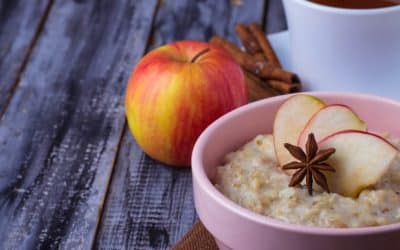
[125,40,247,166]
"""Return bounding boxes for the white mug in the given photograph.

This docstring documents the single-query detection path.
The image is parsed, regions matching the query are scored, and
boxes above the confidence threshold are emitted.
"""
[283,0,400,99]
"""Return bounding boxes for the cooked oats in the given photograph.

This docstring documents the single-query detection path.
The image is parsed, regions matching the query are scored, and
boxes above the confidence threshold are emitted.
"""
[215,134,400,228]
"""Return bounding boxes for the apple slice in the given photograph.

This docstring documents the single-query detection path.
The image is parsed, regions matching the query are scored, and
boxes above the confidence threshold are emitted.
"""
[298,105,367,148]
[319,130,398,197]
[273,94,325,166]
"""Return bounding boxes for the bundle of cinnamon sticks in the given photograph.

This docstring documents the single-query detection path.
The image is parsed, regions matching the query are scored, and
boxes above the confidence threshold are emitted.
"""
[209,23,301,102]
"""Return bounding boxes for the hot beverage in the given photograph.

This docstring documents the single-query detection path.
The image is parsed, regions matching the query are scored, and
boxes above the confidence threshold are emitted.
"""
[308,0,400,9]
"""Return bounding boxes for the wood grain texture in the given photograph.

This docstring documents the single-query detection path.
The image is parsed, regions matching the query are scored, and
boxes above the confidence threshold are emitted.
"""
[0,0,51,117]
[0,0,157,249]
[147,0,267,50]
[264,0,288,33]
[95,0,267,249]
[95,136,196,250]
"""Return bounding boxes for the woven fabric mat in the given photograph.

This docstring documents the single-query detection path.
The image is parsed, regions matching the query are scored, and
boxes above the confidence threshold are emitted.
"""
[173,221,218,250]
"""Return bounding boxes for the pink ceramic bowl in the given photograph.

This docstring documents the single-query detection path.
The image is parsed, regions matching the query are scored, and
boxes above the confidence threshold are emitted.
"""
[191,92,400,250]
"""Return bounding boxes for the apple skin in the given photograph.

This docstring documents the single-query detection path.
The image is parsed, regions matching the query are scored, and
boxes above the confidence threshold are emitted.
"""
[297,104,367,148]
[273,94,325,166]
[319,129,399,197]
[319,129,399,151]
[125,40,247,166]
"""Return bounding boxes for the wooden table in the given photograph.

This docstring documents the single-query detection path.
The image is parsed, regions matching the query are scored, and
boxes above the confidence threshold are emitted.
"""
[0,0,286,249]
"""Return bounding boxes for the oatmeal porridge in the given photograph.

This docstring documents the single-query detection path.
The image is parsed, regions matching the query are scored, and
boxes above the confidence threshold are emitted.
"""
[215,134,400,228]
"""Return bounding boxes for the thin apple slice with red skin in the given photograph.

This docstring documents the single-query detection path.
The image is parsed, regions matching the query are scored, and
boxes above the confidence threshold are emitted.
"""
[273,94,325,166]
[298,104,367,148]
[319,130,399,198]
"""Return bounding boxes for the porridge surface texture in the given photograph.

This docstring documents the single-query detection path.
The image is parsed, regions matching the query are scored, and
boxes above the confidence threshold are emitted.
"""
[215,134,400,228]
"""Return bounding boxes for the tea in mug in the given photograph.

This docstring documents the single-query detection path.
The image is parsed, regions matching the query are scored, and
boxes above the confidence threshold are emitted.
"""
[308,0,400,9]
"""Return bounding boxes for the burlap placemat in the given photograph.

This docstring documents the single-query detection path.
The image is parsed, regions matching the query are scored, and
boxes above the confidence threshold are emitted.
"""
[173,221,218,250]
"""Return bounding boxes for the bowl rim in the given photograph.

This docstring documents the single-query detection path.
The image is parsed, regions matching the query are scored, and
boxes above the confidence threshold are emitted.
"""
[192,91,400,235]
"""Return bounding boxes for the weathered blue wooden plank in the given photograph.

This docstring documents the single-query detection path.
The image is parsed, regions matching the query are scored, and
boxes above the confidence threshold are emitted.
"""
[0,0,158,249]
[265,0,288,33]
[0,0,50,116]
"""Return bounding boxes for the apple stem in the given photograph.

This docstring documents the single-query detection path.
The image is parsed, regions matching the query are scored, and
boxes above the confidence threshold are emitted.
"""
[190,48,210,63]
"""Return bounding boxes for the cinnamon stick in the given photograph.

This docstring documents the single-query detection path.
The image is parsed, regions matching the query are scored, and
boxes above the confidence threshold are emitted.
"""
[267,79,301,93]
[259,64,300,84]
[235,24,266,63]
[209,36,297,83]
[248,22,281,68]
[245,71,280,102]
[234,24,263,56]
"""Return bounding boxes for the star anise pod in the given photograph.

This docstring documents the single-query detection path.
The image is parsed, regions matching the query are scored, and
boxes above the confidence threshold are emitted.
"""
[281,133,336,195]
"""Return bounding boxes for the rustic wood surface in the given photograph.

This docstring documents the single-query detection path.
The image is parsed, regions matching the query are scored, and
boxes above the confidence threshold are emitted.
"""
[0,0,158,249]
[0,0,51,117]
[0,0,286,249]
